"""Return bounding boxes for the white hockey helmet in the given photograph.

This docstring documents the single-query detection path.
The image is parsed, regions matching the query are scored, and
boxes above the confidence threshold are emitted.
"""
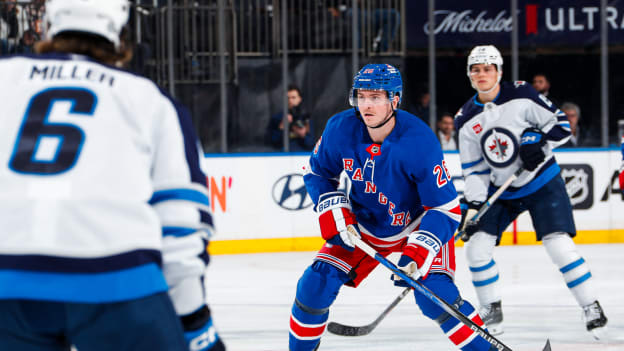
[466,45,503,92]
[45,0,130,49]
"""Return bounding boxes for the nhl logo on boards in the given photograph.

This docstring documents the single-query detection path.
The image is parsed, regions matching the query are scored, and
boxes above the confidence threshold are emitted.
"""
[561,164,593,210]
[479,127,518,168]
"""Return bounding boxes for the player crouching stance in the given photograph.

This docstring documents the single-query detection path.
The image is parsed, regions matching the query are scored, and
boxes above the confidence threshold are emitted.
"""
[456,45,607,339]
[289,64,499,351]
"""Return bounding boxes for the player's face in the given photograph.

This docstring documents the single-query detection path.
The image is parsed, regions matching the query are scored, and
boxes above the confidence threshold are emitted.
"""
[469,64,498,92]
[357,90,397,127]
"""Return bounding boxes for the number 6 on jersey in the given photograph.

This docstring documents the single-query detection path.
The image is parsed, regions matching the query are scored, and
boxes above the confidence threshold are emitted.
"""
[9,87,96,175]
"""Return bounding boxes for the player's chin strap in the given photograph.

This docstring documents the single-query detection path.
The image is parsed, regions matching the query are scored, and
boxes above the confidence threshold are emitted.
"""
[355,108,396,129]
[370,109,396,129]
[471,71,502,94]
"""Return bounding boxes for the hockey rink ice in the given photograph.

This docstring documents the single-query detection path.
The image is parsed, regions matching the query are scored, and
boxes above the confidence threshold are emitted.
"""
[207,243,624,351]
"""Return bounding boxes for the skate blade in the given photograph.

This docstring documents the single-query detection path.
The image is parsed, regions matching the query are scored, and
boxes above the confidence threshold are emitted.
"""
[486,323,504,335]
[590,325,608,341]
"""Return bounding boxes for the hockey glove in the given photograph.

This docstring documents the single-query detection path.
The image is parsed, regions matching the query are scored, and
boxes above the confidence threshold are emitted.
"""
[519,128,547,171]
[392,231,441,286]
[317,192,360,251]
[181,305,226,351]
[459,199,483,242]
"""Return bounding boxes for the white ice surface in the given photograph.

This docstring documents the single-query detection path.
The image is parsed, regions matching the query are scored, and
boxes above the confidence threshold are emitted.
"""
[206,244,624,351]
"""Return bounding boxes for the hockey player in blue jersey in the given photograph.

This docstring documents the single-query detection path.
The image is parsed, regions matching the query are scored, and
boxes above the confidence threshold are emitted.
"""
[456,45,608,339]
[288,64,503,351]
[0,1,224,350]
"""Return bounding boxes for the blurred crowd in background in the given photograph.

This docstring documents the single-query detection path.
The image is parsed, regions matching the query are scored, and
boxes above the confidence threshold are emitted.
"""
[2,0,621,153]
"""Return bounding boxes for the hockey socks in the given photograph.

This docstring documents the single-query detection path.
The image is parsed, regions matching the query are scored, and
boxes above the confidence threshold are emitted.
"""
[465,232,501,306]
[289,262,349,351]
[542,233,595,306]
[436,298,495,351]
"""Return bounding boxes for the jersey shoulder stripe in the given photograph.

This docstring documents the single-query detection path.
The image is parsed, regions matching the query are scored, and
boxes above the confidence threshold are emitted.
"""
[497,81,559,113]
[454,95,483,131]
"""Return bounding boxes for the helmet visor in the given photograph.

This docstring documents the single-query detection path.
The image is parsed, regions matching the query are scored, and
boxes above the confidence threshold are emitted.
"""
[349,89,392,107]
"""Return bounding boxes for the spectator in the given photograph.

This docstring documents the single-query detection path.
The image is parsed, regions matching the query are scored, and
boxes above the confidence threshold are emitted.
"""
[345,1,401,52]
[14,28,35,54]
[0,0,29,54]
[267,84,315,151]
[436,112,457,150]
[560,102,597,147]
[532,73,559,106]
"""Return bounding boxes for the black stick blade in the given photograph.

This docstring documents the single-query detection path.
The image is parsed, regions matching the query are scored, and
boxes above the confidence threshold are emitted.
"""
[542,339,552,351]
[327,321,377,336]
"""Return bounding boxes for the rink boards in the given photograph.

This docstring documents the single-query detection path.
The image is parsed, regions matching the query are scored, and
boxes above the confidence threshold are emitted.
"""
[204,148,624,254]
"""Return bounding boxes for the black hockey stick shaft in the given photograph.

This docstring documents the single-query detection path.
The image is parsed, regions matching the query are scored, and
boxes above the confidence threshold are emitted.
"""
[347,226,514,351]
[455,168,524,242]
[327,286,411,336]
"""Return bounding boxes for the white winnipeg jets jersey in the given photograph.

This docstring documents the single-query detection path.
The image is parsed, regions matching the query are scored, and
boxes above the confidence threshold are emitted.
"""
[455,81,571,203]
[0,53,212,313]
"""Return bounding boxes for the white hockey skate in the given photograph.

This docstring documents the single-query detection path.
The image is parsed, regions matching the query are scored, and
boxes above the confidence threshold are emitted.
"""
[479,301,503,335]
[583,300,608,340]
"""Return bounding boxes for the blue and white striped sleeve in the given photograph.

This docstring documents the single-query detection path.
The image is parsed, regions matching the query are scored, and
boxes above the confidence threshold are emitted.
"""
[524,86,571,147]
[151,93,213,316]
[457,127,490,203]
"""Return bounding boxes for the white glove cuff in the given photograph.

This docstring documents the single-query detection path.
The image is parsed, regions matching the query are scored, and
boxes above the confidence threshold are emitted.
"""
[316,192,351,213]
[407,231,442,256]
[168,276,205,316]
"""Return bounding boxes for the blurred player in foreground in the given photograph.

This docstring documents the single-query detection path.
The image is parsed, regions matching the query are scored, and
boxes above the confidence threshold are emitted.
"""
[0,1,224,350]
[288,63,501,351]
[455,45,607,339]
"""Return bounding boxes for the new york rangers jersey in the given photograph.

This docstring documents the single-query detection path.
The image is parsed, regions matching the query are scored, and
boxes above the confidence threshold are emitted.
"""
[305,109,461,249]
[455,81,571,203]
[0,53,212,315]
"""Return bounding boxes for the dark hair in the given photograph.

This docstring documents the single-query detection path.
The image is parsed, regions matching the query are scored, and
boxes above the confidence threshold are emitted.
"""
[438,112,454,121]
[287,84,302,98]
[35,30,133,66]
[533,73,550,82]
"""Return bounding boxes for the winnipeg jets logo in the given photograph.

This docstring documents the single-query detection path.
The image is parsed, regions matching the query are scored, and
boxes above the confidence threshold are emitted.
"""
[480,127,518,168]
[488,136,509,160]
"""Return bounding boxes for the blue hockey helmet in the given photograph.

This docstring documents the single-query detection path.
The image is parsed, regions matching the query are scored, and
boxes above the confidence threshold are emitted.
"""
[349,64,402,108]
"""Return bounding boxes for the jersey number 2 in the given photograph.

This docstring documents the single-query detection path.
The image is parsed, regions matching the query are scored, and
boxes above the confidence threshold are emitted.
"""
[9,87,97,175]
[433,161,452,188]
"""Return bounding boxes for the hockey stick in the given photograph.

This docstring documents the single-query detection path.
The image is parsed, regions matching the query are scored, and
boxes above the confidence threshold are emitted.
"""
[327,286,412,336]
[345,226,514,351]
[455,168,524,242]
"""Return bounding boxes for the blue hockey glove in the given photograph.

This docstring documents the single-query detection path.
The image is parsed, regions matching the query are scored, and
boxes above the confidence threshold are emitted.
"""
[519,128,547,171]
[182,305,226,351]
[317,192,360,251]
[392,231,441,286]
[459,200,482,242]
